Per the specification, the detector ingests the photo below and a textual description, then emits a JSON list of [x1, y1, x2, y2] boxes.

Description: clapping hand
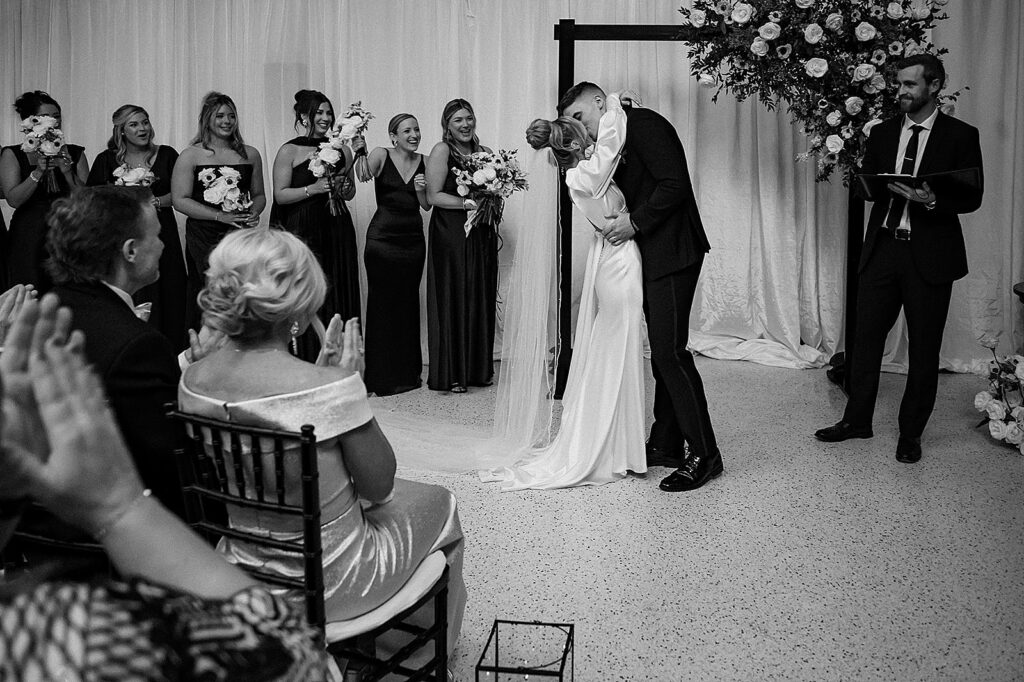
[[316, 315, 364, 376], [0, 284, 38, 345], [185, 325, 227, 364]]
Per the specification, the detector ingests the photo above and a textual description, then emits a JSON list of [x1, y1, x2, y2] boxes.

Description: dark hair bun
[[14, 90, 59, 119]]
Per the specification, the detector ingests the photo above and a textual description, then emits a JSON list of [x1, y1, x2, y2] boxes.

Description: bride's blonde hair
[[525, 117, 588, 168]]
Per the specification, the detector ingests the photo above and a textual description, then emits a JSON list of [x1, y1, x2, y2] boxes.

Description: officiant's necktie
[[885, 124, 924, 234]]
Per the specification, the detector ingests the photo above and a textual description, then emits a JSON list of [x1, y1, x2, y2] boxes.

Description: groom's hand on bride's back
[[602, 212, 637, 246]]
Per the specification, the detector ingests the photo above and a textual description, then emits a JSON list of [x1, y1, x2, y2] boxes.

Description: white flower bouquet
[[305, 102, 373, 216], [20, 114, 66, 191], [113, 163, 156, 187], [335, 101, 374, 142], [679, 0, 963, 183], [973, 335, 1024, 455], [198, 166, 252, 215], [453, 149, 529, 235]]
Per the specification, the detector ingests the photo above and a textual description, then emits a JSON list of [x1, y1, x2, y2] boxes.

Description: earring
[[290, 321, 300, 337]]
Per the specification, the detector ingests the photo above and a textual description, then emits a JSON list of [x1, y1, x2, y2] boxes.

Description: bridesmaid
[[87, 105, 190, 349], [353, 113, 429, 395], [171, 92, 265, 314], [425, 99, 497, 393], [0, 91, 89, 291], [270, 89, 360, 361]]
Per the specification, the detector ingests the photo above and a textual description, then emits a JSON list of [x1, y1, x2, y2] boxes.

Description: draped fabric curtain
[[2, 0, 1020, 370]]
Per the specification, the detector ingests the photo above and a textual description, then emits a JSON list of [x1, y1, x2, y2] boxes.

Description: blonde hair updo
[[525, 116, 588, 168], [199, 227, 327, 341]]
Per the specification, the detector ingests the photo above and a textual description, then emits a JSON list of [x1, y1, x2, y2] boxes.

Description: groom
[[558, 82, 722, 492]]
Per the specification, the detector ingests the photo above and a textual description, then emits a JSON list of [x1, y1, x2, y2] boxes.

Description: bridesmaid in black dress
[[425, 99, 498, 393], [171, 92, 265, 323], [87, 104, 190, 349], [353, 113, 429, 395], [270, 89, 360, 361], [0, 91, 89, 291]]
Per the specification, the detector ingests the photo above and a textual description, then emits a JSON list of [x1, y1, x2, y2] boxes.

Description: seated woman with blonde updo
[[177, 227, 466, 648]]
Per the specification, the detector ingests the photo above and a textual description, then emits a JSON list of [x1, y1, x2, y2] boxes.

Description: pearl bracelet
[[304, 185, 310, 198], [94, 488, 152, 540]]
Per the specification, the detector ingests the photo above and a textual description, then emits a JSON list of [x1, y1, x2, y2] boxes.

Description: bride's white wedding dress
[[481, 93, 647, 490]]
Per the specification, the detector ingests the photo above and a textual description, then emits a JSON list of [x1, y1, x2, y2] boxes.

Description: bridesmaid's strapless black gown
[[426, 162, 498, 391], [364, 153, 426, 395], [269, 137, 360, 361]]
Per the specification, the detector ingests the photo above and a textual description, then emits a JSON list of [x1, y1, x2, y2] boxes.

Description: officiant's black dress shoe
[[659, 449, 723, 492], [814, 421, 873, 442], [646, 441, 686, 468], [896, 435, 922, 463]]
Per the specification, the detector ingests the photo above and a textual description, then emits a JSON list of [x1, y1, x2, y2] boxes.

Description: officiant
[[815, 53, 984, 463]]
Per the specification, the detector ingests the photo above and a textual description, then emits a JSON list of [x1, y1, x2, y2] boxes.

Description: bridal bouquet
[[335, 101, 374, 142], [973, 336, 1024, 455], [453, 149, 529, 235], [20, 114, 65, 191], [680, 0, 961, 182], [113, 164, 155, 187], [198, 166, 252, 214]]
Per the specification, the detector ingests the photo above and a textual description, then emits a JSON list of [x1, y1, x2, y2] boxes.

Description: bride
[[479, 92, 647, 490]]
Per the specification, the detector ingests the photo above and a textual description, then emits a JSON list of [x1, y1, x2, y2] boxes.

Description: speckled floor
[[371, 358, 1024, 681]]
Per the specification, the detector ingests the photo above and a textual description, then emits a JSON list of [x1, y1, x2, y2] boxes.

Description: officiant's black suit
[[614, 105, 717, 459], [844, 112, 983, 437]]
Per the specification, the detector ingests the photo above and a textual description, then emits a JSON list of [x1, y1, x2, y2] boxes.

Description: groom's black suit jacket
[[858, 112, 984, 283], [614, 106, 710, 280]]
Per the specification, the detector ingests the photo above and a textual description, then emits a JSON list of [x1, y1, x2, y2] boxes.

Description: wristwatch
[[924, 199, 937, 210]]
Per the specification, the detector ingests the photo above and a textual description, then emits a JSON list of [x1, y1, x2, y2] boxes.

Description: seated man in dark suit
[[11, 186, 185, 564]]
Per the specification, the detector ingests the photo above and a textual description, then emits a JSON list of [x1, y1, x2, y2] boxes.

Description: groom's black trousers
[[642, 255, 718, 457]]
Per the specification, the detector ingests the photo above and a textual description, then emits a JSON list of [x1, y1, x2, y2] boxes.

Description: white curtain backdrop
[[1, 0, 1020, 371]]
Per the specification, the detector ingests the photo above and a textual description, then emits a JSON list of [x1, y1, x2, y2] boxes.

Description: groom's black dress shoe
[[659, 449, 723, 492], [646, 442, 686, 468], [896, 435, 922, 463], [814, 421, 873, 442]]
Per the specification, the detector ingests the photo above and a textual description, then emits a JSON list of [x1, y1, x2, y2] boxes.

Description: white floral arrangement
[[679, 0, 961, 183], [453, 149, 529, 234], [20, 114, 66, 191], [113, 164, 155, 187], [335, 100, 374, 142], [198, 166, 252, 214], [973, 335, 1024, 455]]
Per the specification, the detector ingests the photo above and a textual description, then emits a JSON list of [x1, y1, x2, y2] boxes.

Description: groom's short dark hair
[[557, 81, 605, 115]]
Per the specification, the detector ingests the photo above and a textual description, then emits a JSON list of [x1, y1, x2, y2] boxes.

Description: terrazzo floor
[[370, 358, 1023, 682]]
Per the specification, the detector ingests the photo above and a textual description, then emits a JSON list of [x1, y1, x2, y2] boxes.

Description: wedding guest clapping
[[87, 104, 190, 349], [425, 99, 497, 393], [171, 92, 265, 312], [0, 294, 329, 680], [179, 227, 466, 657], [270, 89, 360, 361], [354, 113, 429, 395], [0, 91, 89, 291]]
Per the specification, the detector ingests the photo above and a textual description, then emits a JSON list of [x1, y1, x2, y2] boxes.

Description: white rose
[[472, 169, 489, 185], [886, 2, 904, 19], [204, 184, 228, 205], [804, 57, 829, 78], [310, 158, 326, 178], [125, 168, 146, 185], [870, 74, 886, 90], [1005, 422, 1024, 445], [344, 115, 363, 129], [39, 140, 61, 156], [940, 102, 956, 116], [1011, 406, 1024, 422], [975, 391, 994, 411], [804, 23, 823, 44], [689, 9, 707, 27], [750, 37, 769, 56], [825, 13, 843, 31], [911, 6, 931, 19], [319, 147, 342, 166], [758, 22, 781, 40], [731, 2, 753, 24], [826, 111, 842, 126], [456, 183, 470, 197], [795, 0, 814, 8], [986, 400, 1008, 421], [852, 63, 877, 82], [989, 419, 1009, 441], [112, 164, 127, 178], [854, 21, 877, 41], [218, 166, 241, 181], [904, 41, 924, 56], [862, 118, 882, 136], [845, 96, 865, 114], [482, 166, 497, 181], [824, 134, 844, 153]]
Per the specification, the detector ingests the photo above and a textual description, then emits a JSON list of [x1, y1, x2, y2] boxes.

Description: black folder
[[857, 167, 981, 202]]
